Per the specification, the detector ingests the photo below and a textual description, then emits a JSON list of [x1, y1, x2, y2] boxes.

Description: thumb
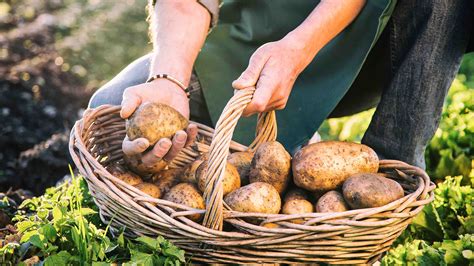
[[120, 91, 141, 119], [232, 50, 269, 90]]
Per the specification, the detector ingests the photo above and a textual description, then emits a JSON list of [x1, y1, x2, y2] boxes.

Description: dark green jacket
[[194, 0, 396, 150]]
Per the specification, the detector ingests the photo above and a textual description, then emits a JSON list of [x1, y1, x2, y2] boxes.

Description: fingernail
[[159, 140, 169, 148], [177, 133, 186, 142], [138, 140, 147, 149]]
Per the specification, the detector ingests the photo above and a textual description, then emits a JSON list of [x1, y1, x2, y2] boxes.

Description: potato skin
[[134, 182, 162, 198], [126, 102, 188, 145], [196, 161, 241, 196], [284, 188, 309, 202], [180, 156, 207, 184], [292, 141, 379, 192], [224, 182, 281, 214], [342, 173, 404, 209], [107, 166, 143, 186], [249, 141, 291, 194], [152, 168, 184, 195], [315, 191, 349, 213], [163, 183, 205, 222], [124, 153, 167, 176], [227, 151, 254, 186], [282, 199, 314, 224]]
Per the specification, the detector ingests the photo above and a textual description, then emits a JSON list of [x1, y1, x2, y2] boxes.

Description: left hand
[[232, 34, 317, 117]]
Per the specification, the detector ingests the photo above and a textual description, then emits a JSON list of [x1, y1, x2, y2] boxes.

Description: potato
[[282, 188, 313, 223], [343, 173, 404, 209], [126, 102, 188, 145], [261, 223, 280, 229], [124, 153, 167, 176], [152, 168, 184, 195], [282, 199, 314, 224], [196, 161, 241, 196], [292, 141, 379, 192], [315, 191, 349, 213], [284, 188, 309, 202], [227, 151, 254, 185], [224, 182, 281, 214], [249, 141, 291, 194], [163, 183, 205, 222], [180, 155, 207, 184], [134, 182, 162, 198], [107, 166, 143, 186]]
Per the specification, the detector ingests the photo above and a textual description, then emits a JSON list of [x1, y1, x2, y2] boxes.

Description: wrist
[[284, 28, 322, 58], [149, 52, 193, 86], [147, 78, 190, 101]]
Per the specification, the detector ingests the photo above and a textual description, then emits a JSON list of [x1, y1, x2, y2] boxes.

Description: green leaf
[[128, 250, 156, 266], [52, 206, 63, 221], [16, 220, 36, 233], [28, 234, 44, 250], [79, 207, 97, 216], [117, 232, 125, 247], [44, 251, 71, 266], [136, 236, 159, 251], [40, 224, 57, 242]]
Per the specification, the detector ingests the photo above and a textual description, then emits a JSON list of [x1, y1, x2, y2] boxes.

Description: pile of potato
[[112, 103, 405, 225]]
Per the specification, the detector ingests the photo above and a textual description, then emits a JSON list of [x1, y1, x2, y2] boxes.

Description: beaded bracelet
[[146, 74, 191, 98]]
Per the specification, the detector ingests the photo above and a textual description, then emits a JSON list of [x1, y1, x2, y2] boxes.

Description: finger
[[185, 124, 198, 147], [122, 137, 149, 156], [268, 99, 287, 111], [232, 50, 270, 90], [141, 138, 172, 166], [163, 130, 187, 161], [120, 90, 141, 119], [242, 67, 277, 117]]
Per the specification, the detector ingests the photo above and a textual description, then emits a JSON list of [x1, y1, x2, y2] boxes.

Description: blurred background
[[0, 0, 472, 195], [0, 0, 151, 194]]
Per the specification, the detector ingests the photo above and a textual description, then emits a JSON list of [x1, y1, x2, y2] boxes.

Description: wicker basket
[[69, 88, 435, 264]]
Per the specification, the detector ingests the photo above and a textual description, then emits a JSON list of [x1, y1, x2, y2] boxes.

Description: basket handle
[[201, 87, 277, 230]]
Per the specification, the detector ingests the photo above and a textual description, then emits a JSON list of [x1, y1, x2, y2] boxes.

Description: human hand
[[232, 33, 318, 117], [120, 79, 198, 166]]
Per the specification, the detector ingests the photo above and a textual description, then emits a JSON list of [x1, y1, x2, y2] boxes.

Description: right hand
[[120, 78, 198, 166]]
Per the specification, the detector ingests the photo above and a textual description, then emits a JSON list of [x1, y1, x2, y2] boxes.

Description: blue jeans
[[89, 0, 473, 169]]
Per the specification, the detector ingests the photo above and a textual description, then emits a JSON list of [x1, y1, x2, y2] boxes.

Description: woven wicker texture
[[69, 88, 435, 264]]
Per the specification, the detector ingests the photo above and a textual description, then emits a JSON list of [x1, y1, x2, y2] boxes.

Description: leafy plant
[[381, 235, 474, 266], [399, 176, 474, 243], [0, 171, 185, 265]]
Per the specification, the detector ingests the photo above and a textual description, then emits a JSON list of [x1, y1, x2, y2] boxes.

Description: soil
[[0, 13, 91, 194]]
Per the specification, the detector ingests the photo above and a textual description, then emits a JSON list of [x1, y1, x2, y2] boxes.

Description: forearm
[[149, 0, 210, 85], [287, 0, 366, 63]]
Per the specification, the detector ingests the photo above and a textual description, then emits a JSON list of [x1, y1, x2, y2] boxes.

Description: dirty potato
[[315, 190, 350, 213], [292, 141, 379, 192], [249, 141, 291, 194], [163, 183, 205, 222], [126, 102, 188, 145], [343, 173, 404, 209], [196, 161, 241, 196], [134, 182, 162, 198], [124, 153, 167, 176], [152, 168, 184, 195], [282, 188, 314, 224], [107, 166, 143, 186], [227, 151, 254, 186], [224, 182, 281, 214]]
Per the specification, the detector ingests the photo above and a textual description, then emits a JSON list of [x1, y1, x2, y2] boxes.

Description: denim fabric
[[361, 0, 473, 169]]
